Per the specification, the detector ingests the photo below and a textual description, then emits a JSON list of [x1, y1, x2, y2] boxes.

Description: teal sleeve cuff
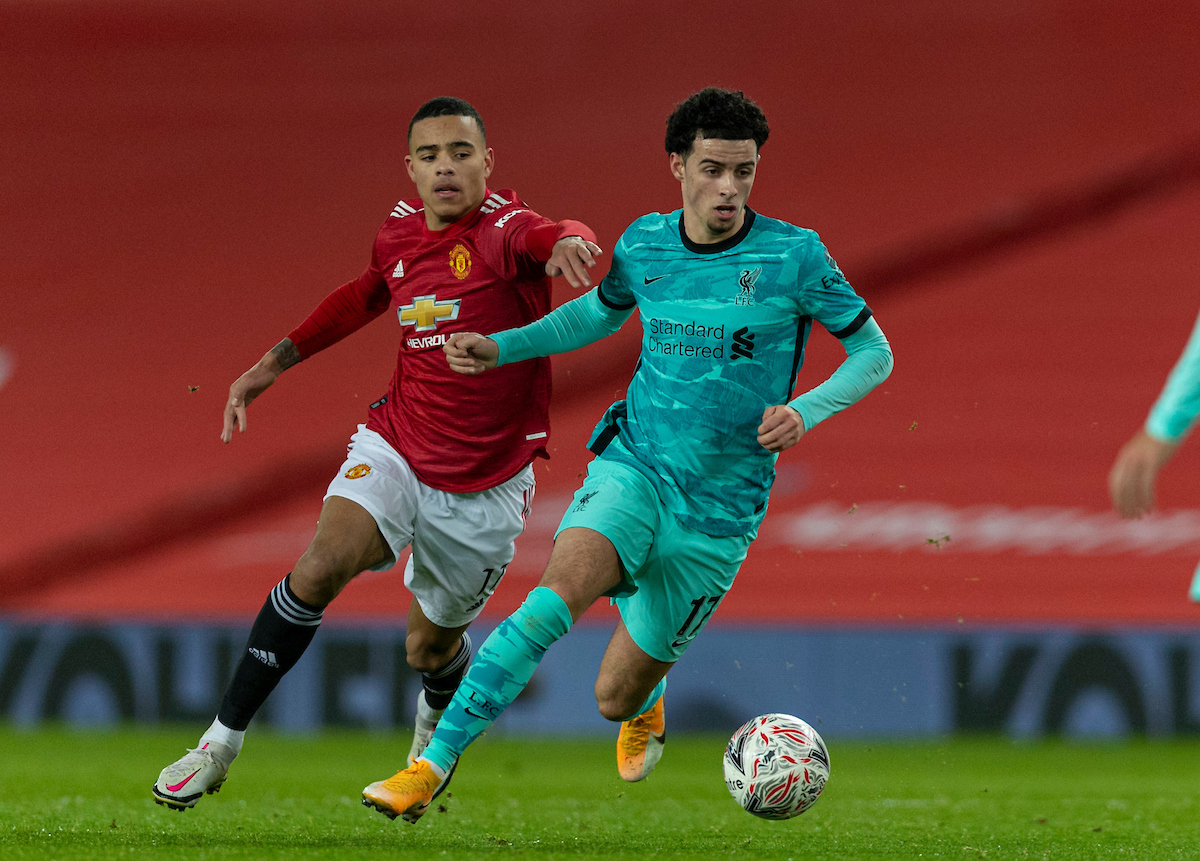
[[493, 288, 633, 366], [787, 317, 893, 431], [1146, 310, 1200, 442]]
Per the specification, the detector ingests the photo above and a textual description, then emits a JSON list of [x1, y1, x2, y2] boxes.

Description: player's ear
[[404, 154, 416, 181], [669, 152, 685, 182], [483, 147, 495, 179]]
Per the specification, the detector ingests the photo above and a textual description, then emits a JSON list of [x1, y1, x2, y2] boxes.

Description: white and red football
[[723, 713, 831, 820]]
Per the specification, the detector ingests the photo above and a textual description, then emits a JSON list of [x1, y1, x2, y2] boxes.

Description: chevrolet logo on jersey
[[398, 295, 461, 332]]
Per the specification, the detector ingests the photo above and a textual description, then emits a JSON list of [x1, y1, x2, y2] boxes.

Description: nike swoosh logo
[[670, 637, 693, 649], [464, 707, 492, 720], [166, 770, 201, 792], [644, 274, 669, 284]]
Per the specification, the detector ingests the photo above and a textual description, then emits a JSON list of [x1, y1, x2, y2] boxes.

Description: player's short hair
[[665, 88, 769, 158], [407, 97, 486, 144]]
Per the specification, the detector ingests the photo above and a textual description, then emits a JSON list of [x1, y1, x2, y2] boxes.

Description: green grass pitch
[[2, 727, 1199, 860]]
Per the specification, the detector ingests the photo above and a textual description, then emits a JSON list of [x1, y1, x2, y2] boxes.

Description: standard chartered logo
[[646, 317, 725, 359]]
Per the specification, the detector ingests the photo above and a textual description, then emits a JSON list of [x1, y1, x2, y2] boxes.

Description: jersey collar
[[678, 207, 757, 254], [421, 188, 491, 239]]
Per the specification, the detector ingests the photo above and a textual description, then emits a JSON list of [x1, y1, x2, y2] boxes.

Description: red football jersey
[[288, 189, 596, 492]]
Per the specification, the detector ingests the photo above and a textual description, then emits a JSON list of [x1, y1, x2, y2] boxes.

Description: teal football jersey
[[588, 208, 871, 537]]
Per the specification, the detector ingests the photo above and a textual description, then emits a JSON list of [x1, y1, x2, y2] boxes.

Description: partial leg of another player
[[364, 465, 534, 820], [153, 497, 387, 810], [405, 603, 472, 763], [400, 599, 472, 804]]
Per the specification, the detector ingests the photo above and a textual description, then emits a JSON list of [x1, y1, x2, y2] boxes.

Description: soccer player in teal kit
[[1110, 307, 1200, 598], [361, 87, 894, 822]]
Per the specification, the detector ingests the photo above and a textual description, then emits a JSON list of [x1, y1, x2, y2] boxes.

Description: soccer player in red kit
[[153, 97, 601, 810]]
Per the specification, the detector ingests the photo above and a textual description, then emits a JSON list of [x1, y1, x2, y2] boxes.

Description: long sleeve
[[286, 270, 392, 360], [521, 219, 598, 261], [493, 287, 632, 366], [1146, 309, 1200, 442], [787, 317, 893, 431], [475, 196, 598, 283]]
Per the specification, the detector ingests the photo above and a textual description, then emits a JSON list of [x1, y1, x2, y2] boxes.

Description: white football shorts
[[325, 425, 535, 627]]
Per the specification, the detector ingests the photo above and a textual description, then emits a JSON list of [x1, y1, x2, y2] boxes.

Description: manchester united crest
[[449, 244, 472, 280], [344, 464, 372, 479]]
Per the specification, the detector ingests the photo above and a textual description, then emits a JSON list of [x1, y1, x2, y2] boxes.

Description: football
[[723, 713, 830, 819]]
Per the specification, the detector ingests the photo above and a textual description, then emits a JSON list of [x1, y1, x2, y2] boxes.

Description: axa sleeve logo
[[820, 250, 848, 288], [731, 326, 756, 360], [397, 294, 462, 332]]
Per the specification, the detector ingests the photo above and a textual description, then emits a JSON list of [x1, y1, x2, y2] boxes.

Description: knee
[[597, 698, 632, 723], [291, 545, 360, 607], [594, 679, 640, 723]]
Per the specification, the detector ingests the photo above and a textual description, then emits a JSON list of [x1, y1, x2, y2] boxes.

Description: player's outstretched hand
[[545, 236, 603, 289], [445, 332, 500, 375], [222, 365, 277, 443], [221, 340, 300, 443], [1109, 429, 1178, 518], [221, 355, 283, 443], [758, 404, 806, 453]]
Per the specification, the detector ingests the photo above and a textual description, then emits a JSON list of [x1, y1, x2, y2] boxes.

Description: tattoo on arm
[[270, 338, 302, 372]]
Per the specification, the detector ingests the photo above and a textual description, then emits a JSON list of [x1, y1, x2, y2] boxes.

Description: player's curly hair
[[665, 87, 769, 157], [408, 97, 486, 144]]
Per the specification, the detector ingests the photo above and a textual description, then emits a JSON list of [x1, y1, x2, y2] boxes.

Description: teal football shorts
[[555, 456, 755, 662]]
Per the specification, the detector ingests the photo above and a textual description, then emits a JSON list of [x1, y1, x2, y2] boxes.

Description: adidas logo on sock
[[249, 647, 279, 668]]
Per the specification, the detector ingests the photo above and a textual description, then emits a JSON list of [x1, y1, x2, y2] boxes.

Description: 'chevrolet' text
[[407, 333, 449, 350]]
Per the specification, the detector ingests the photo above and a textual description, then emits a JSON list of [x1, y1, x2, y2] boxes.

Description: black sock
[[422, 632, 472, 711], [218, 574, 324, 731]]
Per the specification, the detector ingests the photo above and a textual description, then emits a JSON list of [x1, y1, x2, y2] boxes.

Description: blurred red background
[[3, 0, 1200, 626]]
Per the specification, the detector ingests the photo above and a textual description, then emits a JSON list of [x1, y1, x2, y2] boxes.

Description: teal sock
[[422, 587, 573, 772], [629, 677, 667, 720]]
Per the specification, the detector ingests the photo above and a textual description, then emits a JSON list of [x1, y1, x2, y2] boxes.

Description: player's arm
[[445, 287, 632, 375], [761, 239, 894, 453], [221, 338, 301, 443], [529, 220, 603, 288], [222, 268, 391, 442], [448, 229, 636, 375], [759, 316, 893, 454], [501, 208, 603, 288], [1109, 431, 1178, 519], [1109, 309, 1200, 517]]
